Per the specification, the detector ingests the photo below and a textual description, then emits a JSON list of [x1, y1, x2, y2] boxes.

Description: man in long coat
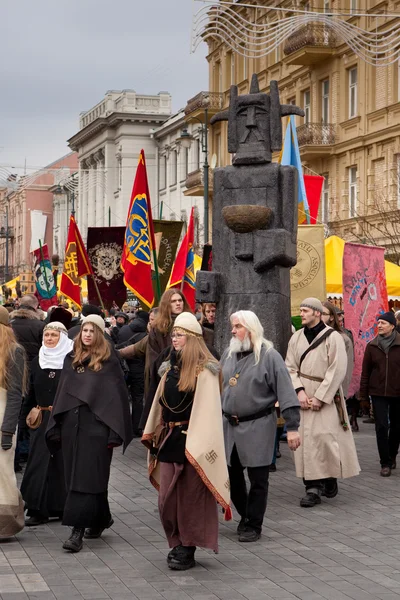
[[285, 297, 360, 508], [221, 310, 301, 542]]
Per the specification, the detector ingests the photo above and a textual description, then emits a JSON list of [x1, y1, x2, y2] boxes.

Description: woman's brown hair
[[161, 335, 218, 393], [154, 289, 191, 335], [72, 323, 110, 371], [322, 301, 342, 333], [0, 325, 28, 395]]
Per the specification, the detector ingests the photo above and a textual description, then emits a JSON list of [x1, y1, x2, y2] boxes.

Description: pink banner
[[343, 243, 388, 397]]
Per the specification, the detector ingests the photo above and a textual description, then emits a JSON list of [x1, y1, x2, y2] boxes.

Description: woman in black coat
[[21, 321, 73, 526], [46, 314, 133, 553]]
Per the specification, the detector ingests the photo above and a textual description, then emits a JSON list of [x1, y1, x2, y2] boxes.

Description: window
[[243, 55, 248, 80], [321, 79, 329, 124], [350, 0, 356, 13], [349, 67, 358, 118], [349, 166, 357, 217], [159, 155, 167, 190], [274, 29, 280, 63], [322, 174, 329, 222], [170, 150, 177, 186], [229, 52, 235, 85], [324, 0, 330, 12], [180, 148, 189, 182], [303, 89, 311, 124]]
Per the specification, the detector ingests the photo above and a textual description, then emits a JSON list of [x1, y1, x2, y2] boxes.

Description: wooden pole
[[89, 273, 105, 312]]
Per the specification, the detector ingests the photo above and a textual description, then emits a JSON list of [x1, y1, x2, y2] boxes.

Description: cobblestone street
[[1, 423, 400, 600]]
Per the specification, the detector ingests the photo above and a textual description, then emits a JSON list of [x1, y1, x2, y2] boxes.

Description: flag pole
[[89, 273, 105, 312], [38, 240, 52, 300], [152, 247, 162, 304]]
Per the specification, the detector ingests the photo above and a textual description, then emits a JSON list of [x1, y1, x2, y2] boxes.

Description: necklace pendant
[[229, 377, 238, 387]]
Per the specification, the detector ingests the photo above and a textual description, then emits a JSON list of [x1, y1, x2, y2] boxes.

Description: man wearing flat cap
[[360, 312, 400, 477], [286, 297, 360, 507]]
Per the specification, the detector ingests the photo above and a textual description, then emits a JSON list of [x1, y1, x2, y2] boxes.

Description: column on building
[[81, 159, 90, 238], [94, 149, 105, 226], [87, 155, 96, 232]]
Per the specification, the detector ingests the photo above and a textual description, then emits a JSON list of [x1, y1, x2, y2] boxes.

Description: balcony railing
[[185, 168, 214, 193], [297, 123, 336, 146], [284, 23, 337, 56], [185, 92, 223, 117]]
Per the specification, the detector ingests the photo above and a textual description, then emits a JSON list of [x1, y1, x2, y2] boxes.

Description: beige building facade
[[187, 0, 400, 262]]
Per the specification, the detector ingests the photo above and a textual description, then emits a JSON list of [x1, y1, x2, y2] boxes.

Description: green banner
[[153, 220, 183, 295]]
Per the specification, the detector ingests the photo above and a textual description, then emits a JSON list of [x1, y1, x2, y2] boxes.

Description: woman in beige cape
[[142, 312, 231, 571]]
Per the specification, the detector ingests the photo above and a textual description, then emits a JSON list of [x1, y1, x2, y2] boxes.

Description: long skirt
[[158, 460, 219, 552], [20, 411, 66, 518], [60, 405, 112, 529], [0, 390, 24, 538]]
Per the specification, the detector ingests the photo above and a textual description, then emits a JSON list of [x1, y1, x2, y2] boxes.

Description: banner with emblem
[[32, 243, 58, 311], [87, 227, 126, 310], [290, 224, 326, 316], [167, 206, 196, 309], [153, 220, 183, 295], [121, 150, 157, 309], [343, 242, 388, 397], [60, 215, 93, 309]]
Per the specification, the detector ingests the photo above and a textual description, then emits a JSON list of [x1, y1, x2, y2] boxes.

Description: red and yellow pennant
[[167, 206, 196, 310], [60, 216, 93, 308]]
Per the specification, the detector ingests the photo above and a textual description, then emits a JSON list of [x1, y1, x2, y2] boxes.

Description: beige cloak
[[142, 362, 232, 520], [285, 327, 360, 481]]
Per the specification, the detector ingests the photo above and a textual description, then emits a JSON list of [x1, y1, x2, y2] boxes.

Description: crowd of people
[[0, 290, 398, 571]]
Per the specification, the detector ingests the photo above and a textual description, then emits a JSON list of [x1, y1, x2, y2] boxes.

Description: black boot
[[62, 527, 85, 552], [236, 517, 247, 534], [84, 518, 114, 539], [300, 492, 321, 508], [167, 545, 196, 570], [25, 514, 49, 527]]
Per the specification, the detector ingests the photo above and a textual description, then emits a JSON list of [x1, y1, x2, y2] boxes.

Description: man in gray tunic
[[221, 310, 301, 542]]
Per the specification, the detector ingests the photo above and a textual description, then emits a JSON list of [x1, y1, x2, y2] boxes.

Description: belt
[[38, 406, 52, 411], [168, 420, 189, 429], [223, 406, 275, 427], [298, 372, 323, 383]]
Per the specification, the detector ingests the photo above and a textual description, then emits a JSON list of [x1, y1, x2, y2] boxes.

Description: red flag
[[167, 207, 196, 309], [304, 174, 324, 225], [121, 150, 156, 308], [60, 216, 93, 308]]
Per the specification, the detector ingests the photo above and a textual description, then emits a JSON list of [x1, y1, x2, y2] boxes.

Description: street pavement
[[1, 422, 400, 600]]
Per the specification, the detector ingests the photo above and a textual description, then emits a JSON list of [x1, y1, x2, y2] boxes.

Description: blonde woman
[[143, 312, 231, 571], [0, 306, 28, 538], [46, 314, 132, 553]]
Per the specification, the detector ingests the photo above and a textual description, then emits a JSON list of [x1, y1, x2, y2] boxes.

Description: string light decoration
[[191, 0, 400, 67], [0, 166, 107, 196]]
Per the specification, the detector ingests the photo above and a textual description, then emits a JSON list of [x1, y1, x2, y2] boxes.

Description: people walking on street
[[46, 314, 132, 553], [21, 322, 73, 526], [142, 312, 231, 571], [0, 306, 27, 538], [360, 312, 400, 477], [286, 297, 360, 508], [220, 310, 301, 542]]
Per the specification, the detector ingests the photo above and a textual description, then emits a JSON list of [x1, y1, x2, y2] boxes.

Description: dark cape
[[20, 357, 66, 517], [46, 351, 133, 452]]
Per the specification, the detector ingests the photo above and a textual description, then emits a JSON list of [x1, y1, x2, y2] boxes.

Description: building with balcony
[[0, 152, 78, 284], [153, 111, 204, 243], [201, 0, 400, 261], [67, 90, 172, 241]]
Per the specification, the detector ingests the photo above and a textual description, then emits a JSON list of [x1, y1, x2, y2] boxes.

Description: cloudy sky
[[0, 0, 208, 172]]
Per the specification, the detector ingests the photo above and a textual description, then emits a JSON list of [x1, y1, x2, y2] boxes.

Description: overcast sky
[[0, 0, 207, 172]]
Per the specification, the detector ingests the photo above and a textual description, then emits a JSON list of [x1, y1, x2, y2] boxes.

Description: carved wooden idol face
[[233, 94, 271, 165]]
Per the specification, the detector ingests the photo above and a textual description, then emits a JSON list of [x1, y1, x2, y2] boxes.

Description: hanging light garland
[[191, 0, 400, 67]]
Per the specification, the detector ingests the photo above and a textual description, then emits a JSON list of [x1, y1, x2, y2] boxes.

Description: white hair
[[229, 310, 273, 364]]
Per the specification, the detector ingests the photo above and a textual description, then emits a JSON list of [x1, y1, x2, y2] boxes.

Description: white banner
[[30, 210, 47, 253]]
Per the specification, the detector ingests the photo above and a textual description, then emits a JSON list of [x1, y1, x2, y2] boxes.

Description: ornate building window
[[303, 89, 311, 123], [321, 173, 329, 222], [349, 67, 358, 118], [349, 166, 358, 218]]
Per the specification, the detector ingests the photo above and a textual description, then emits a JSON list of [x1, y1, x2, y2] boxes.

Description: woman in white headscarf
[[20, 322, 73, 526]]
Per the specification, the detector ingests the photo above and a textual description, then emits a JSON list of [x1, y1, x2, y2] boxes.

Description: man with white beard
[[220, 311, 301, 542]]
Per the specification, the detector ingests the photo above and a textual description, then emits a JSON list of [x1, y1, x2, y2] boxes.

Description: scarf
[[39, 332, 73, 370], [378, 330, 396, 354], [142, 361, 232, 520]]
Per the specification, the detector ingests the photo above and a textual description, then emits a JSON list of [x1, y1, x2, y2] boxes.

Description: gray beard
[[229, 336, 252, 354]]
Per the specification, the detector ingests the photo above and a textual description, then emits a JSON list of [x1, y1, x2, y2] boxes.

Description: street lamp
[[176, 109, 210, 243]]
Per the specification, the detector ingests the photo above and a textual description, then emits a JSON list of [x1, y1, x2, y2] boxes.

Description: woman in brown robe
[[142, 312, 231, 571]]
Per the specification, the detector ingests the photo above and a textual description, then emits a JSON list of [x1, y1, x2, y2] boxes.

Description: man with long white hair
[[221, 310, 301, 542]]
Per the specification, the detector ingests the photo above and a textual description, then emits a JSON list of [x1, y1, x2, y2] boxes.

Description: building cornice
[[68, 112, 171, 150]]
